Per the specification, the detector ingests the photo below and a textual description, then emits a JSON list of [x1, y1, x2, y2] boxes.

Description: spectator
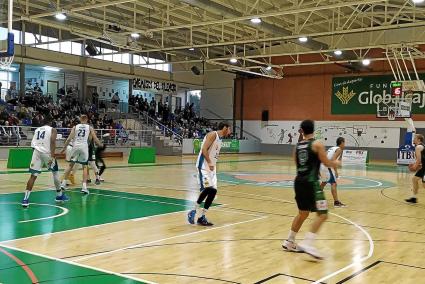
[[33, 83, 43, 95], [111, 93, 120, 104]]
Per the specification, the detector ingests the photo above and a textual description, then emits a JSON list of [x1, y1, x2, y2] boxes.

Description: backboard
[[0, 0, 14, 69], [377, 97, 412, 120]]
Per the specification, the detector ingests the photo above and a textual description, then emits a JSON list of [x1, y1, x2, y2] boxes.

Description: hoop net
[[388, 107, 396, 121], [0, 55, 14, 70]]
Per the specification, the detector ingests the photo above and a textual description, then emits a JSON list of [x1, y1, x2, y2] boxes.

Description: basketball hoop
[[0, 0, 14, 70], [388, 107, 396, 121], [0, 55, 14, 70]]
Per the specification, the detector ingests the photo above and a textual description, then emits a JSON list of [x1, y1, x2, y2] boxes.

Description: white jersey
[[31, 126, 53, 154], [73, 124, 90, 147], [196, 131, 222, 169], [327, 146, 340, 160], [321, 146, 340, 171]]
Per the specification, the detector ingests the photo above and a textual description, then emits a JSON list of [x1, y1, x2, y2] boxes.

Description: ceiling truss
[[1, 0, 424, 78]]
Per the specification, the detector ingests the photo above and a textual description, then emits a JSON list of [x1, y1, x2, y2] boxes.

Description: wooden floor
[[1, 154, 425, 284]]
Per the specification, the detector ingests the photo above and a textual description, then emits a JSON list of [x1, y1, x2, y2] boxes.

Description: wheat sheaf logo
[[335, 87, 356, 104]]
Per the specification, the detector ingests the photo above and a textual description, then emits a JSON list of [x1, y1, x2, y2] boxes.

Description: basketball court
[[0, 155, 424, 283]]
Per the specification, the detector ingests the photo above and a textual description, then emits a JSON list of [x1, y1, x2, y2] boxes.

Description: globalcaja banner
[[331, 74, 425, 115], [193, 139, 239, 154]]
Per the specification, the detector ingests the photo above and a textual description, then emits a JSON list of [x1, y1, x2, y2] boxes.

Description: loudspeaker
[[191, 66, 201, 75], [261, 110, 269, 121], [85, 42, 100, 56]]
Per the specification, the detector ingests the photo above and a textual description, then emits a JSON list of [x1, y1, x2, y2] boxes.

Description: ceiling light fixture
[[250, 18, 262, 24], [298, 37, 308, 43], [55, 12, 67, 20], [362, 59, 371, 66], [43, 66, 61, 72]]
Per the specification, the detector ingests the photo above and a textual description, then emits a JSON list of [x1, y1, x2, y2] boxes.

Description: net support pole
[[8, 0, 13, 33], [386, 50, 399, 81], [408, 49, 420, 81], [400, 49, 412, 81], [394, 50, 406, 81]]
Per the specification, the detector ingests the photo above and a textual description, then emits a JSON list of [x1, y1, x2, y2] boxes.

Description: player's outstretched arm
[[201, 132, 216, 171], [90, 127, 103, 147], [50, 128, 57, 159], [332, 148, 343, 176], [413, 145, 423, 170], [62, 127, 75, 152]]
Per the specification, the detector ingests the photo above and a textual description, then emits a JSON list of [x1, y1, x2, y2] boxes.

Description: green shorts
[[294, 177, 328, 214]]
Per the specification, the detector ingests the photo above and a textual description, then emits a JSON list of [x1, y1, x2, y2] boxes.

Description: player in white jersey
[[60, 114, 103, 194], [64, 142, 77, 185], [320, 137, 346, 207], [187, 122, 231, 226], [22, 117, 69, 208]]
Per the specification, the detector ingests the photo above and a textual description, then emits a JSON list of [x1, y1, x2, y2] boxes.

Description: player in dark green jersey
[[283, 120, 340, 259]]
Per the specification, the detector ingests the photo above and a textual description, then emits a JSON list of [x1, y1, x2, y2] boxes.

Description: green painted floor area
[[0, 246, 143, 284], [0, 189, 218, 283], [0, 189, 194, 242]]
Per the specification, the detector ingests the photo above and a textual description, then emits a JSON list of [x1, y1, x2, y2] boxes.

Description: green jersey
[[295, 138, 320, 182]]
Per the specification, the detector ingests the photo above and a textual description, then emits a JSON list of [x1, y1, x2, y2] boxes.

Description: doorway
[[47, 80, 59, 102]]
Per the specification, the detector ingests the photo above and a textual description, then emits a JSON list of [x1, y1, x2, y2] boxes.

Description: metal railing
[[127, 105, 183, 145], [200, 108, 262, 142], [0, 126, 153, 148], [0, 126, 23, 146]]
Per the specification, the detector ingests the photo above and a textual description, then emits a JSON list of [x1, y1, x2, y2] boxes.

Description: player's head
[[80, 114, 88, 123], [414, 134, 424, 145], [218, 121, 232, 137], [300, 120, 314, 136], [43, 115, 53, 126], [336, 137, 345, 148]]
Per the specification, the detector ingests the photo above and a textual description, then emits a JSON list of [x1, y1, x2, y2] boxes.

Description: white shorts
[[69, 145, 89, 165], [198, 168, 217, 189], [29, 149, 58, 176], [320, 165, 337, 184], [65, 145, 73, 162]]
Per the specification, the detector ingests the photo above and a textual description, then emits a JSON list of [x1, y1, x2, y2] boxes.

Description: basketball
[[408, 163, 417, 172]]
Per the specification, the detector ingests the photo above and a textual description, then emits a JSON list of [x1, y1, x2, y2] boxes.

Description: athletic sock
[[287, 230, 297, 242], [24, 190, 31, 200], [82, 182, 87, 189], [201, 208, 207, 217], [56, 190, 63, 197], [304, 232, 317, 246]]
